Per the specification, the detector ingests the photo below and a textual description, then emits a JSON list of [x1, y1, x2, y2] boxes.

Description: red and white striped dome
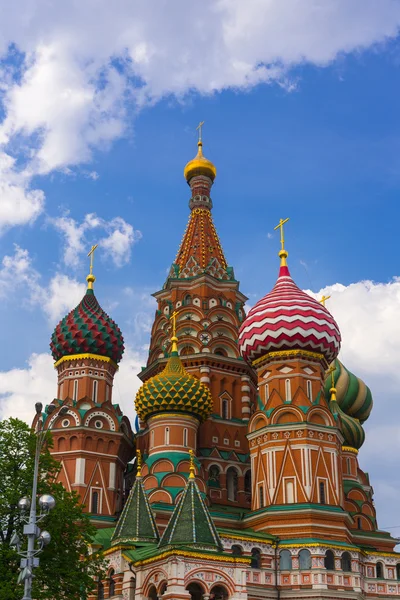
[[239, 264, 341, 364]]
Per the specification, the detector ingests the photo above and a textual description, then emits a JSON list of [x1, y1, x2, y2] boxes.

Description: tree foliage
[[0, 417, 104, 600]]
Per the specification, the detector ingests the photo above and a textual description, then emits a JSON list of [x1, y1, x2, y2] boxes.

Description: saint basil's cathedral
[[34, 132, 400, 600]]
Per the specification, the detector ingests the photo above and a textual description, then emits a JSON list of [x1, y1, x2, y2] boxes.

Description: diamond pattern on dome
[[50, 289, 124, 364], [135, 352, 213, 422]]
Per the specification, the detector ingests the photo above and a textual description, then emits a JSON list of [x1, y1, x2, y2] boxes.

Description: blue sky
[[0, 1, 400, 536]]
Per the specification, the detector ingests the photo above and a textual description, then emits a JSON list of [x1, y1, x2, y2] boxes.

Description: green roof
[[159, 478, 222, 551], [111, 476, 159, 546]]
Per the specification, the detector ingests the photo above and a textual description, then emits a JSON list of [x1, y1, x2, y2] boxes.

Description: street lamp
[[10, 402, 68, 599]]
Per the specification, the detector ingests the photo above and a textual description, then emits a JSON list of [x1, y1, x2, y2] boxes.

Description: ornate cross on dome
[[86, 244, 98, 290], [274, 218, 289, 252], [326, 363, 337, 402], [196, 120, 205, 143], [170, 310, 179, 353], [320, 294, 331, 307]]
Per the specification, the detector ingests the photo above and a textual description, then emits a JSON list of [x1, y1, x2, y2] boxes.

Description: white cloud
[[50, 212, 142, 268], [0, 244, 85, 321], [0, 1, 399, 232]]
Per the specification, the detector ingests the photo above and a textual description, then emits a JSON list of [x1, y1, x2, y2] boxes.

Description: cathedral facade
[[35, 135, 400, 599]]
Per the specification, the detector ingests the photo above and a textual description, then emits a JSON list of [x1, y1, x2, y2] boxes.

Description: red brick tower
[[33, 249, 134, 526], [137, 129, 257, 514]]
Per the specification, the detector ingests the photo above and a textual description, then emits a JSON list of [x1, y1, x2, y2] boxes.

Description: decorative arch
[[250, 413, 268, 432], [148, 489, 173, 504], [142, 568, 169, 597], [84, 410, 116, 431], [48, 408, 80, 429], [307, 407, 333, 426], [185, 567, 235, 596], [272, 406, 304, 425]]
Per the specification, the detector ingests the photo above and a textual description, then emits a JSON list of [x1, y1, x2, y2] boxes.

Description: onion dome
[[328, 385, 366, 450], [324, 360, 373, 423], [184, 140, 217, 183], [50, 288, 124, 364], [135, 339, 213, 422], [238, 224, 341, 364]]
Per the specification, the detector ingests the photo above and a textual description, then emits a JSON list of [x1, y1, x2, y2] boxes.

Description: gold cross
[[87, 244, 98, 275], [196, 121, 205, 143], [320, 294, 331, 307], [326, 364, 336, 389], [274, 218, 289, 251], [170, 310, 179, 338]]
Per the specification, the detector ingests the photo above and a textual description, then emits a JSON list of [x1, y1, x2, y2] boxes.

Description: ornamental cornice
[[252, 349, 325, 369], [133, 549, 250, 567], [54, 352, 119, 370]]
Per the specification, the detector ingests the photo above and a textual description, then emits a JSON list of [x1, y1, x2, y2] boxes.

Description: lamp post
[[10, 402, 68, 599]]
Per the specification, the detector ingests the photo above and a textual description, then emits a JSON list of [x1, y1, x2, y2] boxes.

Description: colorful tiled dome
[[325, 360, 373, 424], [239, 263, 341, 364], [135, 348, 213, 422], [50, 288, 124, 364]]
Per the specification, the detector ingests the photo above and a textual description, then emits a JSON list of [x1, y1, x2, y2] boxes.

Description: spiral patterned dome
[[239, 263, 341, 364], [50, 289, 124, 364], [135, 349, 213, 422]]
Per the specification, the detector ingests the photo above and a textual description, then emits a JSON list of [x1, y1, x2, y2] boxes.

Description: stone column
[[241, 375, 251, 421]]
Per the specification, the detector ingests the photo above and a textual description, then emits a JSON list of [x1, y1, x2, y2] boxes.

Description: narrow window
[[258, 485, 264, 508], [227, 467, 238, 501], [347, 457, 351, 474], [109, 569, 115, 596], [324, 550, 335, 570], [73, 379, 78, 400], [357, 517, 362, 529], [376, 562, 384, 579], [150, 430, 155, 447], [183, 428, 188, 447], [91, 490, 99, 514], [299, 549, 311, 570], [105, 384, 110, 402], [396, 564, 400, 580], [265, 384, 269, 402], [306, 380, 312, 400], [341, 552, 352, 572], [251, 548, 261, 569], [319, 481, 326, 504], [285, 379, 291, 401], [232, 544, 243, 556], [222, 399, 229, 420], [280, 550, 292, 571], [165, 427, 170, 445], [93, 380, 98, 402], [285, 480, 295, 504]]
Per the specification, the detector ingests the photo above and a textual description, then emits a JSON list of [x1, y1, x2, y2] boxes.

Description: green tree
[[0, 417, 104, 600]]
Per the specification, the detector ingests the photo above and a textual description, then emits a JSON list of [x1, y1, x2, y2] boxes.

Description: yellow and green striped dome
[[325, 359, 373, 450], [135, 350, 213, 422]]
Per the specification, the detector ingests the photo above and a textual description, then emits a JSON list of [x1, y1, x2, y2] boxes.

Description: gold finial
[[136, 449, 142, 478], [196, 120, 205, 144], [326, 364, 337, 402], [170, 310, 179, 353], [274, 218, 289, 266], [86, 244, 98, 289], [320, 294, 331, 307], [189, 449, 196, 479]]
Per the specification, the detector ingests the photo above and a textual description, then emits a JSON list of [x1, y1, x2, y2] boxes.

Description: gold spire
[[184, 122, 217, 182], [320, 294, 331, 307], [170, 310, 179, 353], [274, 218, 289, 267], [326, 364, 337, 402], [86, 244, 98, 290], [189, 449, 196, 479], [136, 449, 142, 478]]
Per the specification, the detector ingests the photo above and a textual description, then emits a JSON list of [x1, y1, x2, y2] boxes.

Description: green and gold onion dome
[[135, 338, 213, 422], [325, 359, 373, 450]]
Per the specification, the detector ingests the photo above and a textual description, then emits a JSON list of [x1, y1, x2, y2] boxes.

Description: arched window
[[280, 549, 292, 571], [186, 582, 204, 600], [148, 585, 158, 600], [215, 348, 227, 357], [159, 582, 167, 596], [91, 490, 99, 514], [324, 550, 335, 570], [285, 480, 295, 503], [299, 549, 311, 570], [183, 428, 188, 447], [181, 345, 195, 356], [285, 379, 291, 401], [109, 569, 115, 596], [232, 544, 243, 556], [73, 379, 79, 400], [265, 384, 269, 402], [319, 481, 326, 504], [357, 517, 362, 529], [221, 399, 229, 420], [346, 457, 351, 474], [226, 467, 238, 501], [184, 294, 192, 306], [93, 380, 98, 402], [376, 561, 384, 579], [396, 564, 400, 580], [341, 552, 352, 572], [208, 465, 220, 487], [150, 429, 155, 447], [244, 470, 251, 501], [306, 380, 312, 400], [251, 548, 261, 569], [165, 427, 170, 445], [210, 585, 229, 600], [97, 581, 104, 600]]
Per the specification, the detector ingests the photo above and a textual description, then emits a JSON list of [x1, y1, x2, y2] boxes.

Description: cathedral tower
[[33, 249, 134, 525], [138, 128, 257, 513]]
